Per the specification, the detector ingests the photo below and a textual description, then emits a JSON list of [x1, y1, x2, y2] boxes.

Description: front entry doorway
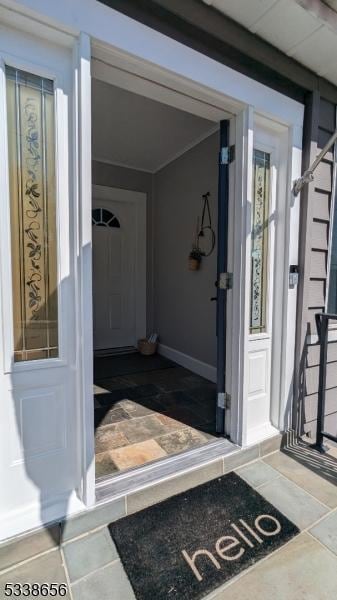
[[91, 72, 233, 480]]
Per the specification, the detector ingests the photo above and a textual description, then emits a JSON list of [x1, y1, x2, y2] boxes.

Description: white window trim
[[0, 53, 70, 375]]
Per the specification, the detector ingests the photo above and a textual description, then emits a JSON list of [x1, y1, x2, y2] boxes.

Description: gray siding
[[295, 94, 337, 440]]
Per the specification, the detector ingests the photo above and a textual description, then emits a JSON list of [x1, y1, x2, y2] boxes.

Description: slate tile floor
[[94, 353, 218, 478]]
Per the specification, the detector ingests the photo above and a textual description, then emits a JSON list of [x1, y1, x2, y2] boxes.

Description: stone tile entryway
[[93, 353, 218, 478]]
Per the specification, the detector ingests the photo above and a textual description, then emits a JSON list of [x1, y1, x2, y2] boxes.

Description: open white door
[[245, 126, 282, 445], [0, 26, 86, 539]]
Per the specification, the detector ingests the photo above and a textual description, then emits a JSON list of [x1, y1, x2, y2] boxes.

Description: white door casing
[[0, 26, 85, 539], [92, 185, 146, 350]]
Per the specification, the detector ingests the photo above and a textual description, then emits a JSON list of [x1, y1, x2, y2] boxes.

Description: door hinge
[[219, 272, 233, 290], [220, 145, 235, 165], [224, 393, 231, 409]]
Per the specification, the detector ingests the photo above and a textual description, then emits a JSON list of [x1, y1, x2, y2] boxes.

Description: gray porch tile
[[0, 549, 68, 590], [126, 459, 223, 514], [63, 527, 118, 583], [207, 533, 337, 600], [223, 445, 259, 473], [71, 561, 135, 600], [258, 476, 328, 530], [236, 460, 280, 488], [310, 511, 337, 555], [61, 497, 125, 542], [259, 433, 283, 456], [263, 451, 337, 508], [0, 525, 60, 573]]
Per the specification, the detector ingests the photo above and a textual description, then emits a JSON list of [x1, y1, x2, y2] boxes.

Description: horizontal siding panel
[[304, 411, 337, 440], [319, 98, 336, 132], [308, 279, 325, 307], [307, 341, 337, 367], [306, 308, 324, 335], [317, 128, 334, 161], [303, 387, 337, 423], [311, 190, 330, 221], [311, 220, 329, 250], [305, 361, 337, 395], [310, 250, 326, 279], [314, 160, 333, 192]]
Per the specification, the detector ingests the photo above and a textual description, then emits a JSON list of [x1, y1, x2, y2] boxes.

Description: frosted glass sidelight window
[[6, 66, 58, 362], [250, 149, 271, 334]]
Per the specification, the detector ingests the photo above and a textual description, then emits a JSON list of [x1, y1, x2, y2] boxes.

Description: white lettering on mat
[[181, 514, 282, 582]]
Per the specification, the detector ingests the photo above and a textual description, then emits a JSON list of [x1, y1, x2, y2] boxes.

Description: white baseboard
[[158, 343, 216, 383]]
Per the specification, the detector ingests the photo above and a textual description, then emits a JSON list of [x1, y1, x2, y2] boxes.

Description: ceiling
[[92, 79, 216, 173], [202, 0, 337, 87]]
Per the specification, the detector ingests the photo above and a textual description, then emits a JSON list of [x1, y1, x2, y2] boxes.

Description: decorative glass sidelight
[[6, 66, 58, 361], [250, 149, 271, 334]]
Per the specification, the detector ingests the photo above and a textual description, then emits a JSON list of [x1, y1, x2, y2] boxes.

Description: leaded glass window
[[250, 149, 271, 334], [6, 66, 58, 361]]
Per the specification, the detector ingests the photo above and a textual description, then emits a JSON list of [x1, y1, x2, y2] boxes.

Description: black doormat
[[109, 472, 299, 600], [94, 353, 175, 380]]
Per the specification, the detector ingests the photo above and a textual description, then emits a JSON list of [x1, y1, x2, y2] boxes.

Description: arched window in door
[[92, 208, 120, 228]]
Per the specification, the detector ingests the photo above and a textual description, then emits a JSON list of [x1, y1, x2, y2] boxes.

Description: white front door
[[246, 128, 279, 444], [0, 27, 82, 538], [92, 186, 147, 351]]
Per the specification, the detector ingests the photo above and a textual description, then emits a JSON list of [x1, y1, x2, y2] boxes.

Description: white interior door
[[246, 129, 279, 445], [92, 187, 147, 350], [0, 27, 82, 538]]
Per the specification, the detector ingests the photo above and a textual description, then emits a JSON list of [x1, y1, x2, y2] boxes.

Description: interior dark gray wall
[[153, 132, 219, 367]]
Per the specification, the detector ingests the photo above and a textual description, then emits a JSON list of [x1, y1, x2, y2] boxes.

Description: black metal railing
[[315, 312, 337, 452]]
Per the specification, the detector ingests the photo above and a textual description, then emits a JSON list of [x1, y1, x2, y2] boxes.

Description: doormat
[[94, 353, 175, 380], [109, 472, 299, 600]]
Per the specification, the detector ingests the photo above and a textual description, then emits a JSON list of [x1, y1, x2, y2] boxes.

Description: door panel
[[246, 132, 278, 444], [92, 199, 137, 349], [0, 28, 80, 538]]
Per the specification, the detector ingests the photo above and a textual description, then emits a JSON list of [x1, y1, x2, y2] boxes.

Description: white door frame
[[92, 185, 147, 347], [0, 0, 303, 525]]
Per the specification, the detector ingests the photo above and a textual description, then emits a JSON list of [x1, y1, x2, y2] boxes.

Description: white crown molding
[[154, 125, 219, 173], [92, 156, 154, 174]]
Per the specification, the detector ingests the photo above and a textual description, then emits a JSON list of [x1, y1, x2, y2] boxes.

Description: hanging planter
[[188, 192, 216, 272], [188, 246, 202, 271]]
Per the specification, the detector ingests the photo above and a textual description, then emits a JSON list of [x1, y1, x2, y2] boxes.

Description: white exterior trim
[[75, 32, 95, 508]]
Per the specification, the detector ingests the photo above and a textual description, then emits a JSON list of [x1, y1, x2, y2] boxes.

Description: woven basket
[[138, 338, 158, 356]]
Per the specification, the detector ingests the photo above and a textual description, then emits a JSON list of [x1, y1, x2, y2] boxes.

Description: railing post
[[315, 314, 329, 452]]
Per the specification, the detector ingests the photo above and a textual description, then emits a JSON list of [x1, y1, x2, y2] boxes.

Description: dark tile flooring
[[94, 353, 218, 478]]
